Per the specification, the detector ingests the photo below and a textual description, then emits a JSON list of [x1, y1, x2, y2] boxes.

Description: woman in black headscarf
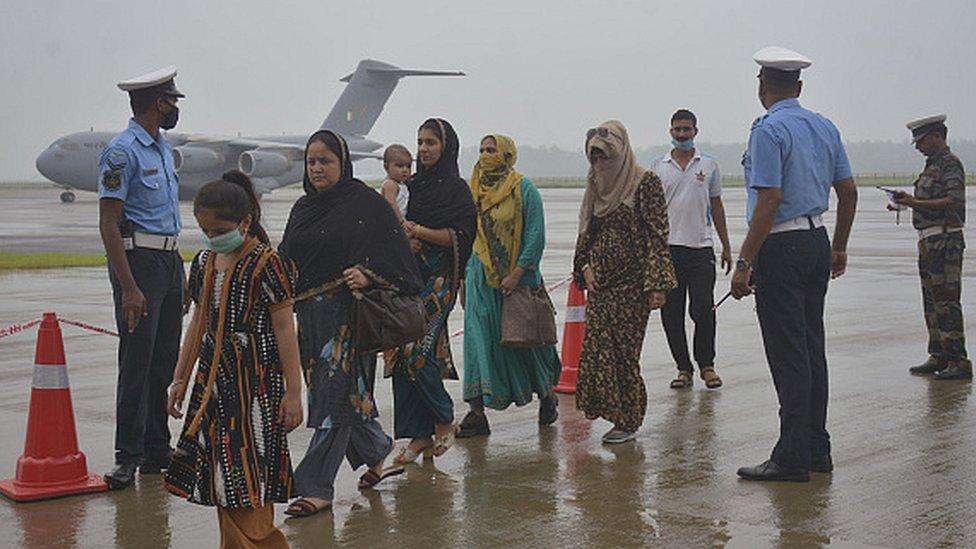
[[278, 130, 422, 517], [390, 118, 476, 464]]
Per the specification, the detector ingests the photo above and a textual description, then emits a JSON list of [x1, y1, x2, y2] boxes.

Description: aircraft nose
[[36, 147, 58, 181]]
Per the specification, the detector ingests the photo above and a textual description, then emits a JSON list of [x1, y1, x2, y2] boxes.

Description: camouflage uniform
[[913, 148, 968, 367]]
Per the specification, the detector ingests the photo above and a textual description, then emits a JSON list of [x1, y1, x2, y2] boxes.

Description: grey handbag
[[500, 283, 558, 348]]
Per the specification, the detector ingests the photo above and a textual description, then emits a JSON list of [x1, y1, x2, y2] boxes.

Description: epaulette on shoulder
[[944, 150, 963, 165], [750, 115, 767, 130], [109, 129, 137, 149]]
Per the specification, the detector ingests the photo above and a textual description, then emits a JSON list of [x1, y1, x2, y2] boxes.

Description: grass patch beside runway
[[0, 250, 197, 270]]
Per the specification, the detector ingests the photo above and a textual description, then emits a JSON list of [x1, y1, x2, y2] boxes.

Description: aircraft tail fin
[[320, 59, 464, 137]]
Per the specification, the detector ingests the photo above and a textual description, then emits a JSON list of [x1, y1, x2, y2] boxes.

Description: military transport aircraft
[[35, 59, 464, 202]]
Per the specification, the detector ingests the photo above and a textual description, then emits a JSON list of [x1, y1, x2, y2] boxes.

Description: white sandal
[[391, 443, 432, 465], [432, 424, 459, 457]]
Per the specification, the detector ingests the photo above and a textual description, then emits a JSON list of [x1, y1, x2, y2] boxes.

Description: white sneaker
[[601, 428, 636, 444]]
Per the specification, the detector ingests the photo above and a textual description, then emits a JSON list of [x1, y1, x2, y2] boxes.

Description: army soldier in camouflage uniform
[[895, 115, 970, 380]]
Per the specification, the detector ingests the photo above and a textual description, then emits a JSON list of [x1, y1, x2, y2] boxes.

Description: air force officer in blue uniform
[[98, 66, 185, 489], [732, 48, 858, 482]]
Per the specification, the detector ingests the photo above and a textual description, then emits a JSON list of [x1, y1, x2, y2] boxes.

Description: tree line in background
[[457, 139, 976, 181]]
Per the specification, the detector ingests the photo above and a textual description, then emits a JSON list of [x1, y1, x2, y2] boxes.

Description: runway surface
[[0, 185, 973, 548]]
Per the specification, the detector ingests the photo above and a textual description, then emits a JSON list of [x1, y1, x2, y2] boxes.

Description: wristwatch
[[735, 258, 751, 272]]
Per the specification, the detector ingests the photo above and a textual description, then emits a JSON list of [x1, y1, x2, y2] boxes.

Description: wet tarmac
[[0, 185, 974, 548]]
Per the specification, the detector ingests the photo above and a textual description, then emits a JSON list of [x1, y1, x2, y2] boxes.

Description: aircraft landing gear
[[60, 191, 76, 203]]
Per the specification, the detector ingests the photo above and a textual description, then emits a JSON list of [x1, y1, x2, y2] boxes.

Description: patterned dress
[[390, 238, 462, 439], [463, 178, 562, 409], [165, 242, 296, 508], [572, 172, 676, 432], [297, 286, 381, 427]]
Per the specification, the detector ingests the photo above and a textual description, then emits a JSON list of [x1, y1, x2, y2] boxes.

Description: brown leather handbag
[[501, 283, 557, 348], [352, 288, 426, 352]]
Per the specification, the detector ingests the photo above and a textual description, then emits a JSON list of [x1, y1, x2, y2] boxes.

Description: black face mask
[[160, 103, 179, 130]]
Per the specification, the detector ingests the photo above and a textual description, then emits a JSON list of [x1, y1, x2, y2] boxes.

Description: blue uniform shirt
[[98, 119, 181, 235], [743, 98, 852, 224]]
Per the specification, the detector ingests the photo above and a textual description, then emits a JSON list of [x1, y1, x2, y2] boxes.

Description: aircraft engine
[[173, 146, 223, 173], [239, 150, 290, 178]]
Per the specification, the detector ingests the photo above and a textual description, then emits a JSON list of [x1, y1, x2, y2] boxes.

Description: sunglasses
[[586, 127, 611, 141]]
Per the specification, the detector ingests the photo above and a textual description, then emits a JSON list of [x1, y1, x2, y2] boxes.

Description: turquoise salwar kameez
[[462, 178, 562, 410]]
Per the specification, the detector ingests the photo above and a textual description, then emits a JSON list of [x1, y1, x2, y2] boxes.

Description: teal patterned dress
[[462, 178, 562, 409]]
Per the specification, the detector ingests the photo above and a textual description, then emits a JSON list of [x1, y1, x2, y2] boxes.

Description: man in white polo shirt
[[651, 109, 732, 390]]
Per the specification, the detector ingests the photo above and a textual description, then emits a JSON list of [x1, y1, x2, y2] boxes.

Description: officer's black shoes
[[810, 455, 834, 473], [737, 460, 810, 482], [139, 451, 173, 474], [104, 463, 137, 490], [933, 364, 973, 381], [538, 393, 559, 426], [456, 411, 490, 438], [909, 357, 945, 375]]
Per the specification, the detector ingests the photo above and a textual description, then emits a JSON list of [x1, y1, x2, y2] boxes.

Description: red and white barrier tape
[[3, 276, 578, 343], [449, 274, 574, 339], [0, 319, 42, 340], [59, 318, 119, 338], [0, 317, 119, 340]]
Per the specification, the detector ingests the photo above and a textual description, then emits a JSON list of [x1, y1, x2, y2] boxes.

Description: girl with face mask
[[456, 134, 562, 438], [164, 170, 303, 547]]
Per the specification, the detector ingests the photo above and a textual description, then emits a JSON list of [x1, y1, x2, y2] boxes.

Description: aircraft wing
[[183, 136, 381, 158], [349, 151, 383, 161], [182, 135, 303, 155], [220, 139, 381, 160]]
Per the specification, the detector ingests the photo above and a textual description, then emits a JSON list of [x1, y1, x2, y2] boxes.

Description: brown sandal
[[284, 497, 332, 517], [358, 465, 405, 489], [701, 368, 723, 389], [670, 371, 693, 389]]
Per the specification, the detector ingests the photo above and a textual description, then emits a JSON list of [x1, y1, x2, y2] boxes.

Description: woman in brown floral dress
[[572, 120, 676, 444]]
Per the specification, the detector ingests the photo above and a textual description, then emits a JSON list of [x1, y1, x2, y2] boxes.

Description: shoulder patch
[[103, 168, 122, 190], [106, 147, 128, 168]]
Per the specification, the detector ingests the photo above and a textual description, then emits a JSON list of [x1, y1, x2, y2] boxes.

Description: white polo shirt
[[651, 150, 722, 249]]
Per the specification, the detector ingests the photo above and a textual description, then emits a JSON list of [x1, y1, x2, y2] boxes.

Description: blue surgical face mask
[[203, 224, 245, 253], [671, 138, 695, 151]]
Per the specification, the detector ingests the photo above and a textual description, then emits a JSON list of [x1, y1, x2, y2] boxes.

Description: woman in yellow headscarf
[[457, 134, 562, 438]]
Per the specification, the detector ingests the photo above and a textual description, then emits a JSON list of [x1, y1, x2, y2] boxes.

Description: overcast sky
[[2, 0, 973, 180]]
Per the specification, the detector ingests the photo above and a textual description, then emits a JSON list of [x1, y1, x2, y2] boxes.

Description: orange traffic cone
[[0, 312, 108, 501], [554, 281, 586, 394]]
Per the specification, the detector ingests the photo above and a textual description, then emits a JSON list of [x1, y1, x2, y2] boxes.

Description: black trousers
[[108, 248, 184, 465], [754, 227, 831, 470], [661, 245, 716, 372]]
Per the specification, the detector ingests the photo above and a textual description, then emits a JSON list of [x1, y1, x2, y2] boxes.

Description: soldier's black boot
[[934, 360, 973, 381], [139, 449, 173, 474], [104, 463, 137, 490], [909, 356, 944, 375]]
